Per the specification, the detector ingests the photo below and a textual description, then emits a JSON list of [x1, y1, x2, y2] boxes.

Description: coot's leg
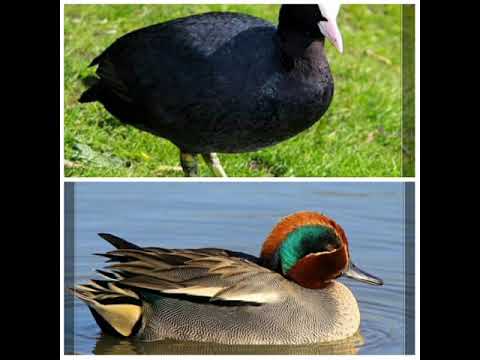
[[202, 153, 227, 177], [180, 152, 199, 177]]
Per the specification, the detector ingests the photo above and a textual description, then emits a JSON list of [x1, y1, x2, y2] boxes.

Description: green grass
[[64, 4, 403, 177], [402, 5, 415, 177]]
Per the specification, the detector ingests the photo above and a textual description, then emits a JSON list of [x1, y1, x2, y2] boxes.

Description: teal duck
[[73, 211, 383, 344]]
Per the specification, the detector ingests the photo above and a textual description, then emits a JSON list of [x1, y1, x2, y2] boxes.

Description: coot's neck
[[277, 5, 328, 73]]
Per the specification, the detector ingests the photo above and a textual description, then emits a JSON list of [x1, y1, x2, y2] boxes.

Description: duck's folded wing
[[92, 247, 290, 305]]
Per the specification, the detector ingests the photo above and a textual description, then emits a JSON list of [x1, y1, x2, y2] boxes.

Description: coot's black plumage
[[80, 3, 343, 176]]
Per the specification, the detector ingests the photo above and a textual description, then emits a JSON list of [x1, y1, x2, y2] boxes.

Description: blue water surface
[[64, 182, 411, 355]]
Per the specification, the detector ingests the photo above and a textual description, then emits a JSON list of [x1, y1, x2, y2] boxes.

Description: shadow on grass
[[97, 116, 128, 130], [249, 155, 288, 177]]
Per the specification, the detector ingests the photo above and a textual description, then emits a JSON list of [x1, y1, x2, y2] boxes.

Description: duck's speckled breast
[[137, 281, 359, 345]]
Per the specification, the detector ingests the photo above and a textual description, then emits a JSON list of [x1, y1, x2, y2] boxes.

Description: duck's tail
[[71, 233, 144, 337], [97, 233, 142, 250], [71, 275, 143, 337]]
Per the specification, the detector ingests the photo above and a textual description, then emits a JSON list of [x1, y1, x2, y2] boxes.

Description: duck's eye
[[324, 243, 337, 252], [301, 227, 341, 254]]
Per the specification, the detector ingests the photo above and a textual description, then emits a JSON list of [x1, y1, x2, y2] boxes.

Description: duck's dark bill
[[343, 261, 383, 286]]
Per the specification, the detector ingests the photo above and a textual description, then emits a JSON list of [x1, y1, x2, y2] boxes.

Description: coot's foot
[[202, 153, 228, 178], [180, 153, 199, 177]]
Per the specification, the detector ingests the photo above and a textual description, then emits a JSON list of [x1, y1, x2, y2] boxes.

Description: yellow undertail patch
[[91, 303, 142, 337]]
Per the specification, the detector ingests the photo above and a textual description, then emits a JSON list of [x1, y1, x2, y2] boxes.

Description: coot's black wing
[[81, 12, 279, 131]]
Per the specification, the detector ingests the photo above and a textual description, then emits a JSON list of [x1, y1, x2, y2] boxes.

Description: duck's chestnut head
[[260, 211, 383, 289]]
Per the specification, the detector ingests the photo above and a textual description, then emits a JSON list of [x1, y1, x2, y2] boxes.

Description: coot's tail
[[78, 78, 145, 128], [79, 83, 101, 103]]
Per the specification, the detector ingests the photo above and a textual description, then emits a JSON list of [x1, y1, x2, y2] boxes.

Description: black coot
[[80, 3, 343, 176]]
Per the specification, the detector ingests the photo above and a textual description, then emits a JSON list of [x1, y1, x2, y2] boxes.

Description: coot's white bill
[[317, 1, 343, 53]]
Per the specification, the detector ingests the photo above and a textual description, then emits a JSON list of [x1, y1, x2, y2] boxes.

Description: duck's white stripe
[[163, 286, 224, 298], [163, 286, 280, 304]]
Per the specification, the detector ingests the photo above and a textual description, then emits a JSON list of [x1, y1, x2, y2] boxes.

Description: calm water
[[64, 182, 412, 355]]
